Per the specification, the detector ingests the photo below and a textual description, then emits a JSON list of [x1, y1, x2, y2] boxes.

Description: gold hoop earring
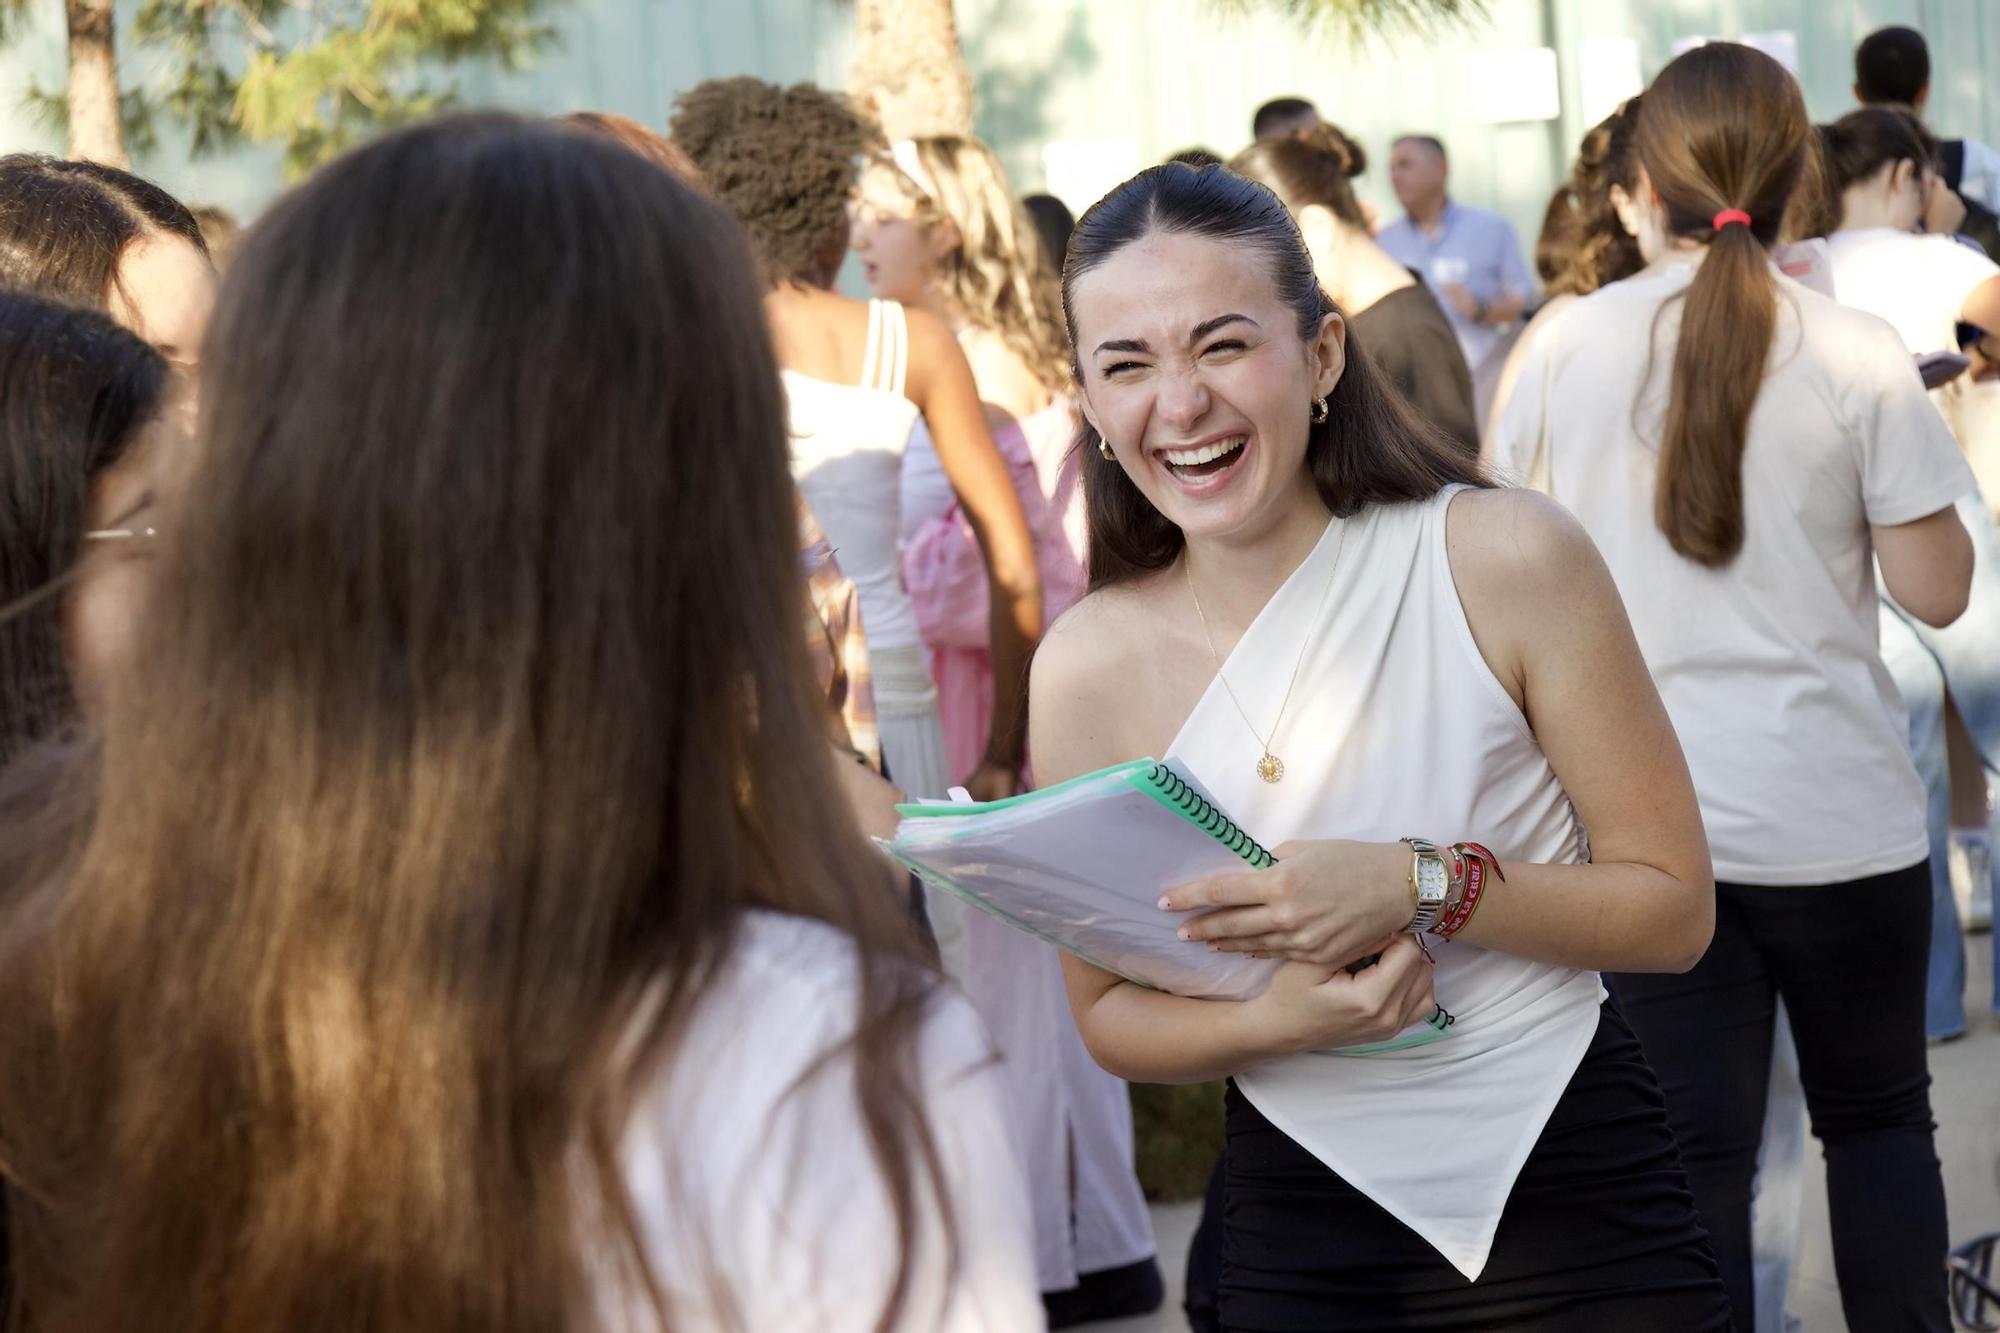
[[1311, 396, 1330, 425], [1098, 438, 1116, 461]]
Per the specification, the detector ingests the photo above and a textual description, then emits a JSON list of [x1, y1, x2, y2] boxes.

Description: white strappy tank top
[[1167, 486, 1603, 1280], [783, 300, 925, 651]]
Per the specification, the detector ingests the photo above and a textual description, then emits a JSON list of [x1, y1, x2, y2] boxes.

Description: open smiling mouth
[[1161, 435, 1246, 482]]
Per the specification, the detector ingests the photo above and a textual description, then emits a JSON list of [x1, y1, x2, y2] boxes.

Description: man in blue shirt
[[1377, 135, 1534, 380]]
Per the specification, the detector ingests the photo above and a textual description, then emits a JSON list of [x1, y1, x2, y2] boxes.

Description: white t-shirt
[[609, 912, 1042, 1331], [1494, 260, 1973, 885], [1826, 227, 1999, 358]]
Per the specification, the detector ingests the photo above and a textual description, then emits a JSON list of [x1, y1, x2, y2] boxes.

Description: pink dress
[[900, 397, 1156, 1292], [902, 400, 1086, 781]]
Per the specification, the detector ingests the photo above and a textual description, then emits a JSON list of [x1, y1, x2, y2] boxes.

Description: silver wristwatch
[[1400, 836, 1450, 933]]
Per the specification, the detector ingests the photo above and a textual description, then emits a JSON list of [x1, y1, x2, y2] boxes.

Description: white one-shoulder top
[[1168, 486, 1602, 1280]]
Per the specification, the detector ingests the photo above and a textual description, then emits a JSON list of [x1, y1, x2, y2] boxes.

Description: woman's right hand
[[1247, 934, 1437, 1055]]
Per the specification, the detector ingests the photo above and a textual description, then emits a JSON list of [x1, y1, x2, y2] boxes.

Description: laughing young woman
[[1030, 163, 1730, 1330]]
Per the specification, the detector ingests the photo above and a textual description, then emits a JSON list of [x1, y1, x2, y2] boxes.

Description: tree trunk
[[64, 0, 127, 166], [849, 0, 975, 141]]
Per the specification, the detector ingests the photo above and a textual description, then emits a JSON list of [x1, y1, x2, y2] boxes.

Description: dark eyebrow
[[1094, 313, 1260, 358], [1192, 313, 1258, 340]]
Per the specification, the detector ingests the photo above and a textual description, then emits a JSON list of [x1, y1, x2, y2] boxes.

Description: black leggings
[[1612, 861, 1949, 1333], [1217, 999, 1730, 1331]]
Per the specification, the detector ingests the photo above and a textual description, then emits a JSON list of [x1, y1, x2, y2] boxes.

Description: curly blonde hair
[[671, 78, 880, 285], [887, 136, 1071, 394]]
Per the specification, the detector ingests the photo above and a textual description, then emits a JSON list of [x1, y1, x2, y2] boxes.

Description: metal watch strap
[[1400, 836, 1450, 933]]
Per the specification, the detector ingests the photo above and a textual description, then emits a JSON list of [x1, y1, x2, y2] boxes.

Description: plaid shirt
[[800, 502, 880, 772]]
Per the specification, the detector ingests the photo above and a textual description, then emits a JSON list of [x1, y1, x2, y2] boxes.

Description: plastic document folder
[[888, 758, 1455, 1052], [890, 758, 1280, 1001]]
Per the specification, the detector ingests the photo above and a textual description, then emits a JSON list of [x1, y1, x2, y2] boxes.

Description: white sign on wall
[[1461, 47, 1562, 124]]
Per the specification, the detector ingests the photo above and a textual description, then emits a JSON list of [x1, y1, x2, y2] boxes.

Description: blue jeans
[[1880, 492, 2000, 1039]]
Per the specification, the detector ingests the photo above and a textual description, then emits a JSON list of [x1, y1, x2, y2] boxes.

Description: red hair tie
[[1712, 208, 1752, 231]]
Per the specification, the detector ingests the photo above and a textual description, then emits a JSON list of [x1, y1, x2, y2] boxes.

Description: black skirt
[[1219, 1000, 1734, 1332]]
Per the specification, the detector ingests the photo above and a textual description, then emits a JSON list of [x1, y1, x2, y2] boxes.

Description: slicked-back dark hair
[[0, 156, 207, 312], [1060, 163, 1487, 590], [1855, 25, 1930, 107], [0, 292, 166, 761]]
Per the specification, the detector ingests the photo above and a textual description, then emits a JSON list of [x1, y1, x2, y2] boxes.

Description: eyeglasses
[[82, 524, 161, 544], [1952, 1233, 2000, 1332], [0, 517, 163, 625]]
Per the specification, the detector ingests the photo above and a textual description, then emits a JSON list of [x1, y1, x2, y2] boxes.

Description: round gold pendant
[[1256, 752, 1284, 783]]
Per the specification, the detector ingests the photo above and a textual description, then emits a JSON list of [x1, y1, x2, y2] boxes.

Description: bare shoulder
[[1444, 486, 1626, 704], [1030, 575, 1174, 780], [901, 303, 962, 372], [1445, 484, 1605, 601], [1032, 580, 1157, 708], [959, 328, 1051, 421]]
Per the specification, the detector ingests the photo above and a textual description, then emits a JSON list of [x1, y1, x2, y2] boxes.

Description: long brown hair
[[0, 114, 948, 1333], [1062, 163, 1487, 589], [1636, 43, 1811, 567]]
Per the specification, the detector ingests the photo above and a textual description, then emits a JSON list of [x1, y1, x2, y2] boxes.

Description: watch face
[[1416, 858, 1448, 902]]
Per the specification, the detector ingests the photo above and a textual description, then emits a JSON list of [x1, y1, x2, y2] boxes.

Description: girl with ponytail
[[1496, 42, 1973, 1331]]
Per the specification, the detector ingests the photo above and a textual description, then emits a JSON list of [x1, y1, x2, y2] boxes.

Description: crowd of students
[[0, 20, 1994, 1333]]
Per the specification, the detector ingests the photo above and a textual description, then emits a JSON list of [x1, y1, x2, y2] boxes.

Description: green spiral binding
[[1146, 763, 1276, 869]]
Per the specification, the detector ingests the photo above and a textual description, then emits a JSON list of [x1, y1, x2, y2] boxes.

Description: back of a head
[[1637, 42, 1810, 567], [1252, 96, 1319, 141], [1023, 192, 1075, 271], [902, 134, 1071, 392], [1555, 96, 1645, 296], [1061, 162, 1482, 587], [2, 113, 939, 1333], [670, 77, 878, 286], [558, 110, 706, 189], [0, 155, 206, 311], [0, 292, 164, 762], [1855, 25, 1930, 107], [1816, 105, 1939, 232], [1229, 122, 1371, 231], [1534, 186, 1583, 290]]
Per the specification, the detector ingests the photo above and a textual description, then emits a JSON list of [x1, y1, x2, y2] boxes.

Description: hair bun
[[1292, 122, 1368, 179]]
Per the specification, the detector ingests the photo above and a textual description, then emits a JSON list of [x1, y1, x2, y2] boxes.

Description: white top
[[1827, 227, 1999, 358], [785, 300, 925, 651], [1493, 261, 1972, 884], [1171, 489, 1603, 1281], [612, 911, 1042, 1331]]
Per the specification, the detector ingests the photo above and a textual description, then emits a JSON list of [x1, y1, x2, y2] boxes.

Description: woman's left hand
[[1162, 839, 1415, 967]]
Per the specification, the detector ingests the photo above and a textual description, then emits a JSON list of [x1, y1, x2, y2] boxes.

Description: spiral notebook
[[890, 759, 1455, 1061], [890, 758, 1276, 1001]]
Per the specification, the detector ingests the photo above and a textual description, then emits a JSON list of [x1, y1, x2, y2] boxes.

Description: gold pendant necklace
[[1185, 520, 1348, 783]]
